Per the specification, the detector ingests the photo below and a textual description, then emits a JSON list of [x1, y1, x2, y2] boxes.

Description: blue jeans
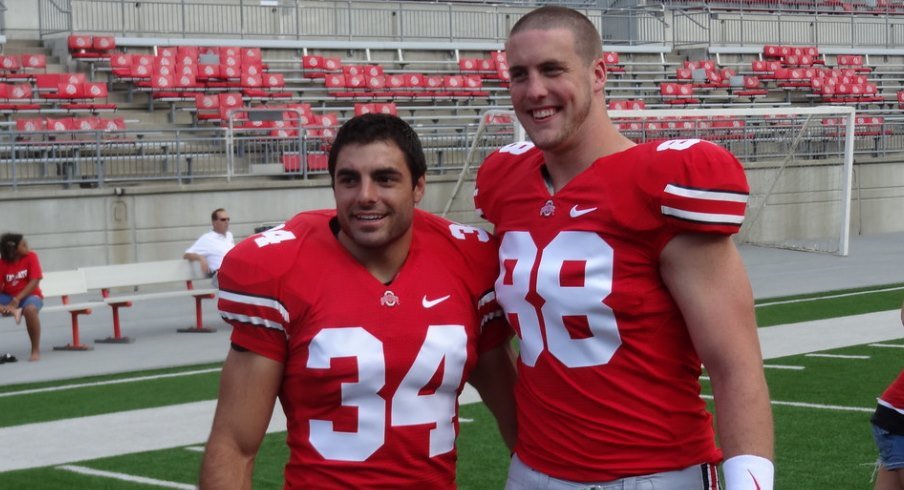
[[873, 423, 904, 470], [0, 294, 43, 311]]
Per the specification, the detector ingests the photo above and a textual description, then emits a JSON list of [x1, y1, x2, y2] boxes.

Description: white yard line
[[756, 285, 904, 307], [0, 368, 222, 399], [701, 395, 873, 413], [870, 343, 904, 349], [57, 465, 197, 490], [805, 353, 870, 359], [763, 364, 805, 370]]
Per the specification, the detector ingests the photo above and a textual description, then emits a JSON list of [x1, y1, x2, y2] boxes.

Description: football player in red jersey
[[871, 300, 904, 490], [200, 114, 516, 489], [474, 6, 774, 490]]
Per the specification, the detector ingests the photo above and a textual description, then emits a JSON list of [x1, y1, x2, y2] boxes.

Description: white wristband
[[722, 454, 774, 490]]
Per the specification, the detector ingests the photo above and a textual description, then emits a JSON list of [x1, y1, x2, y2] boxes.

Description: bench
[[38, 270, 108, 351], [80, 259, 218, 343]]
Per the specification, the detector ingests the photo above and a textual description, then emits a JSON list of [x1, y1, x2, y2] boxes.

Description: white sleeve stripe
[[218, 290, 290, 322], [220, 311, 286, 333], [478, 290, 496, 309], [661, 205, 745, 225], [664, 183, 749, 203]]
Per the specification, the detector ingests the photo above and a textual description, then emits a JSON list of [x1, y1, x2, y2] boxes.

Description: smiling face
[[332, 140, 425, 261], [506, 27, 606, 155]]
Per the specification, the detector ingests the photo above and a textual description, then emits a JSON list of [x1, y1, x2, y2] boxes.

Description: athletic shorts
[[0, 294, 43, 311], [873, 423, 904, 470]]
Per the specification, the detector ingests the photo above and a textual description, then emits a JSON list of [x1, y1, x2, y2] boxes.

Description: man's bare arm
[[199, 348, 283, 489]]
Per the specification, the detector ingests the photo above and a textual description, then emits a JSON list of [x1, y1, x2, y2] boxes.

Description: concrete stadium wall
[[0, 176, 482, 272], [4, 158, 904, 272]]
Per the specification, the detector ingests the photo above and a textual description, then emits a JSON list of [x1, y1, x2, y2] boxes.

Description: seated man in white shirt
[[184, 208, 235, 278]]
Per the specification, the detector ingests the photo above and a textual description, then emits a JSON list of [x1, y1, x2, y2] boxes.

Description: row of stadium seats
[[44, 38, 904, 133], [0, 54, 49, 79], [0, 73, 115, 112], [15, 116, 126, 134]]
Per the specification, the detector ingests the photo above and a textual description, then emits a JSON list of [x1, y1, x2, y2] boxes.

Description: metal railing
[[38, 0, 668, 45], [39, 0, 72, 38], [0, 122, 513, 189], [0, 0, 7, 38], [3, 115, 903, 189], [670, 4, 904, 48]]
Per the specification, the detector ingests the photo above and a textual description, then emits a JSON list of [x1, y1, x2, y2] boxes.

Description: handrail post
[[239, 0, 245, 39], [295, 0, 301, 40], [95, 128, 105, 188]]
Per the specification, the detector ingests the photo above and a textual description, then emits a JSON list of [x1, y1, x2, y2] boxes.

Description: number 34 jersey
[[475, 139, 750, 482], [217, 209, 509, 489]]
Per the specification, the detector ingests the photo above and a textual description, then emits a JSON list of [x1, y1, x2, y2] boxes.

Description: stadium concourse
[[1, 231, 904, 473]]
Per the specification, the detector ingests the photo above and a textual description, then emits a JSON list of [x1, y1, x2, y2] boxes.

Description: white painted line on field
[[869, 343, 904, 349], [701, 395, 873, 413], [184, 446, 205, 453], [769, 399, 874, 413], [700, 376, 710, 381], [56, 465, 197, 489], [0, 368, 221, 399], [805, 353, 870, 359], [756, 285, 904, 307], [764, 364, 806, 370], [460, 417, 474, 423]]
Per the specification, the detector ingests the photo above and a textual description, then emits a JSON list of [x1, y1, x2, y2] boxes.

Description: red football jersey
[[475, 139, 750, 482], [0, 252, 43, 299], [217, 209, 509, 489], [880, 370, 904, 412]]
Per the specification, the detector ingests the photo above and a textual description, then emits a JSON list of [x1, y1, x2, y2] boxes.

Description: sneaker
[[0, 353, 17, 364]]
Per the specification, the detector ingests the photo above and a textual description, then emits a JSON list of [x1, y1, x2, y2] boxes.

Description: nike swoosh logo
[[569, 205, 598, 218], [422, 295, 451, 308], [748, 470, 761, 490]]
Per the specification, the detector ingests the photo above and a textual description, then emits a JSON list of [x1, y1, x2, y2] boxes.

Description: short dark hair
[[0, 233, 23, 262], [211, 208, 226, 222], [328, 114, 427, 188], [508, 6, 603, 64]]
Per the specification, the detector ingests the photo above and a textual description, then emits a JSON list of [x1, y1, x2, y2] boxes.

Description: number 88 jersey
[[475, 140, 749, 482], [217, 209, 509, 489]]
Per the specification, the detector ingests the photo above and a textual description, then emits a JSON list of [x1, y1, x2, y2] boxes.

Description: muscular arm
[[467, 341, 518, 451], [660, 234, 774, 461], [199, 347, 283, 489]]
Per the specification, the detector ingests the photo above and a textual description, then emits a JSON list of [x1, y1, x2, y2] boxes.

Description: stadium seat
[[603, 52, 625, 73], [731, 76, 768, 98], [659, 83, 699, 105], [68, 34, 115, 59], [15, 117, 46, 132], [836, 54, 872, 73], [0, 55, 20, 73], [608, 99, 646, 111]]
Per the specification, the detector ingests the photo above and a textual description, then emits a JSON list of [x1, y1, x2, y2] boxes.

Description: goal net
[[453, 106, 855, 256]]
